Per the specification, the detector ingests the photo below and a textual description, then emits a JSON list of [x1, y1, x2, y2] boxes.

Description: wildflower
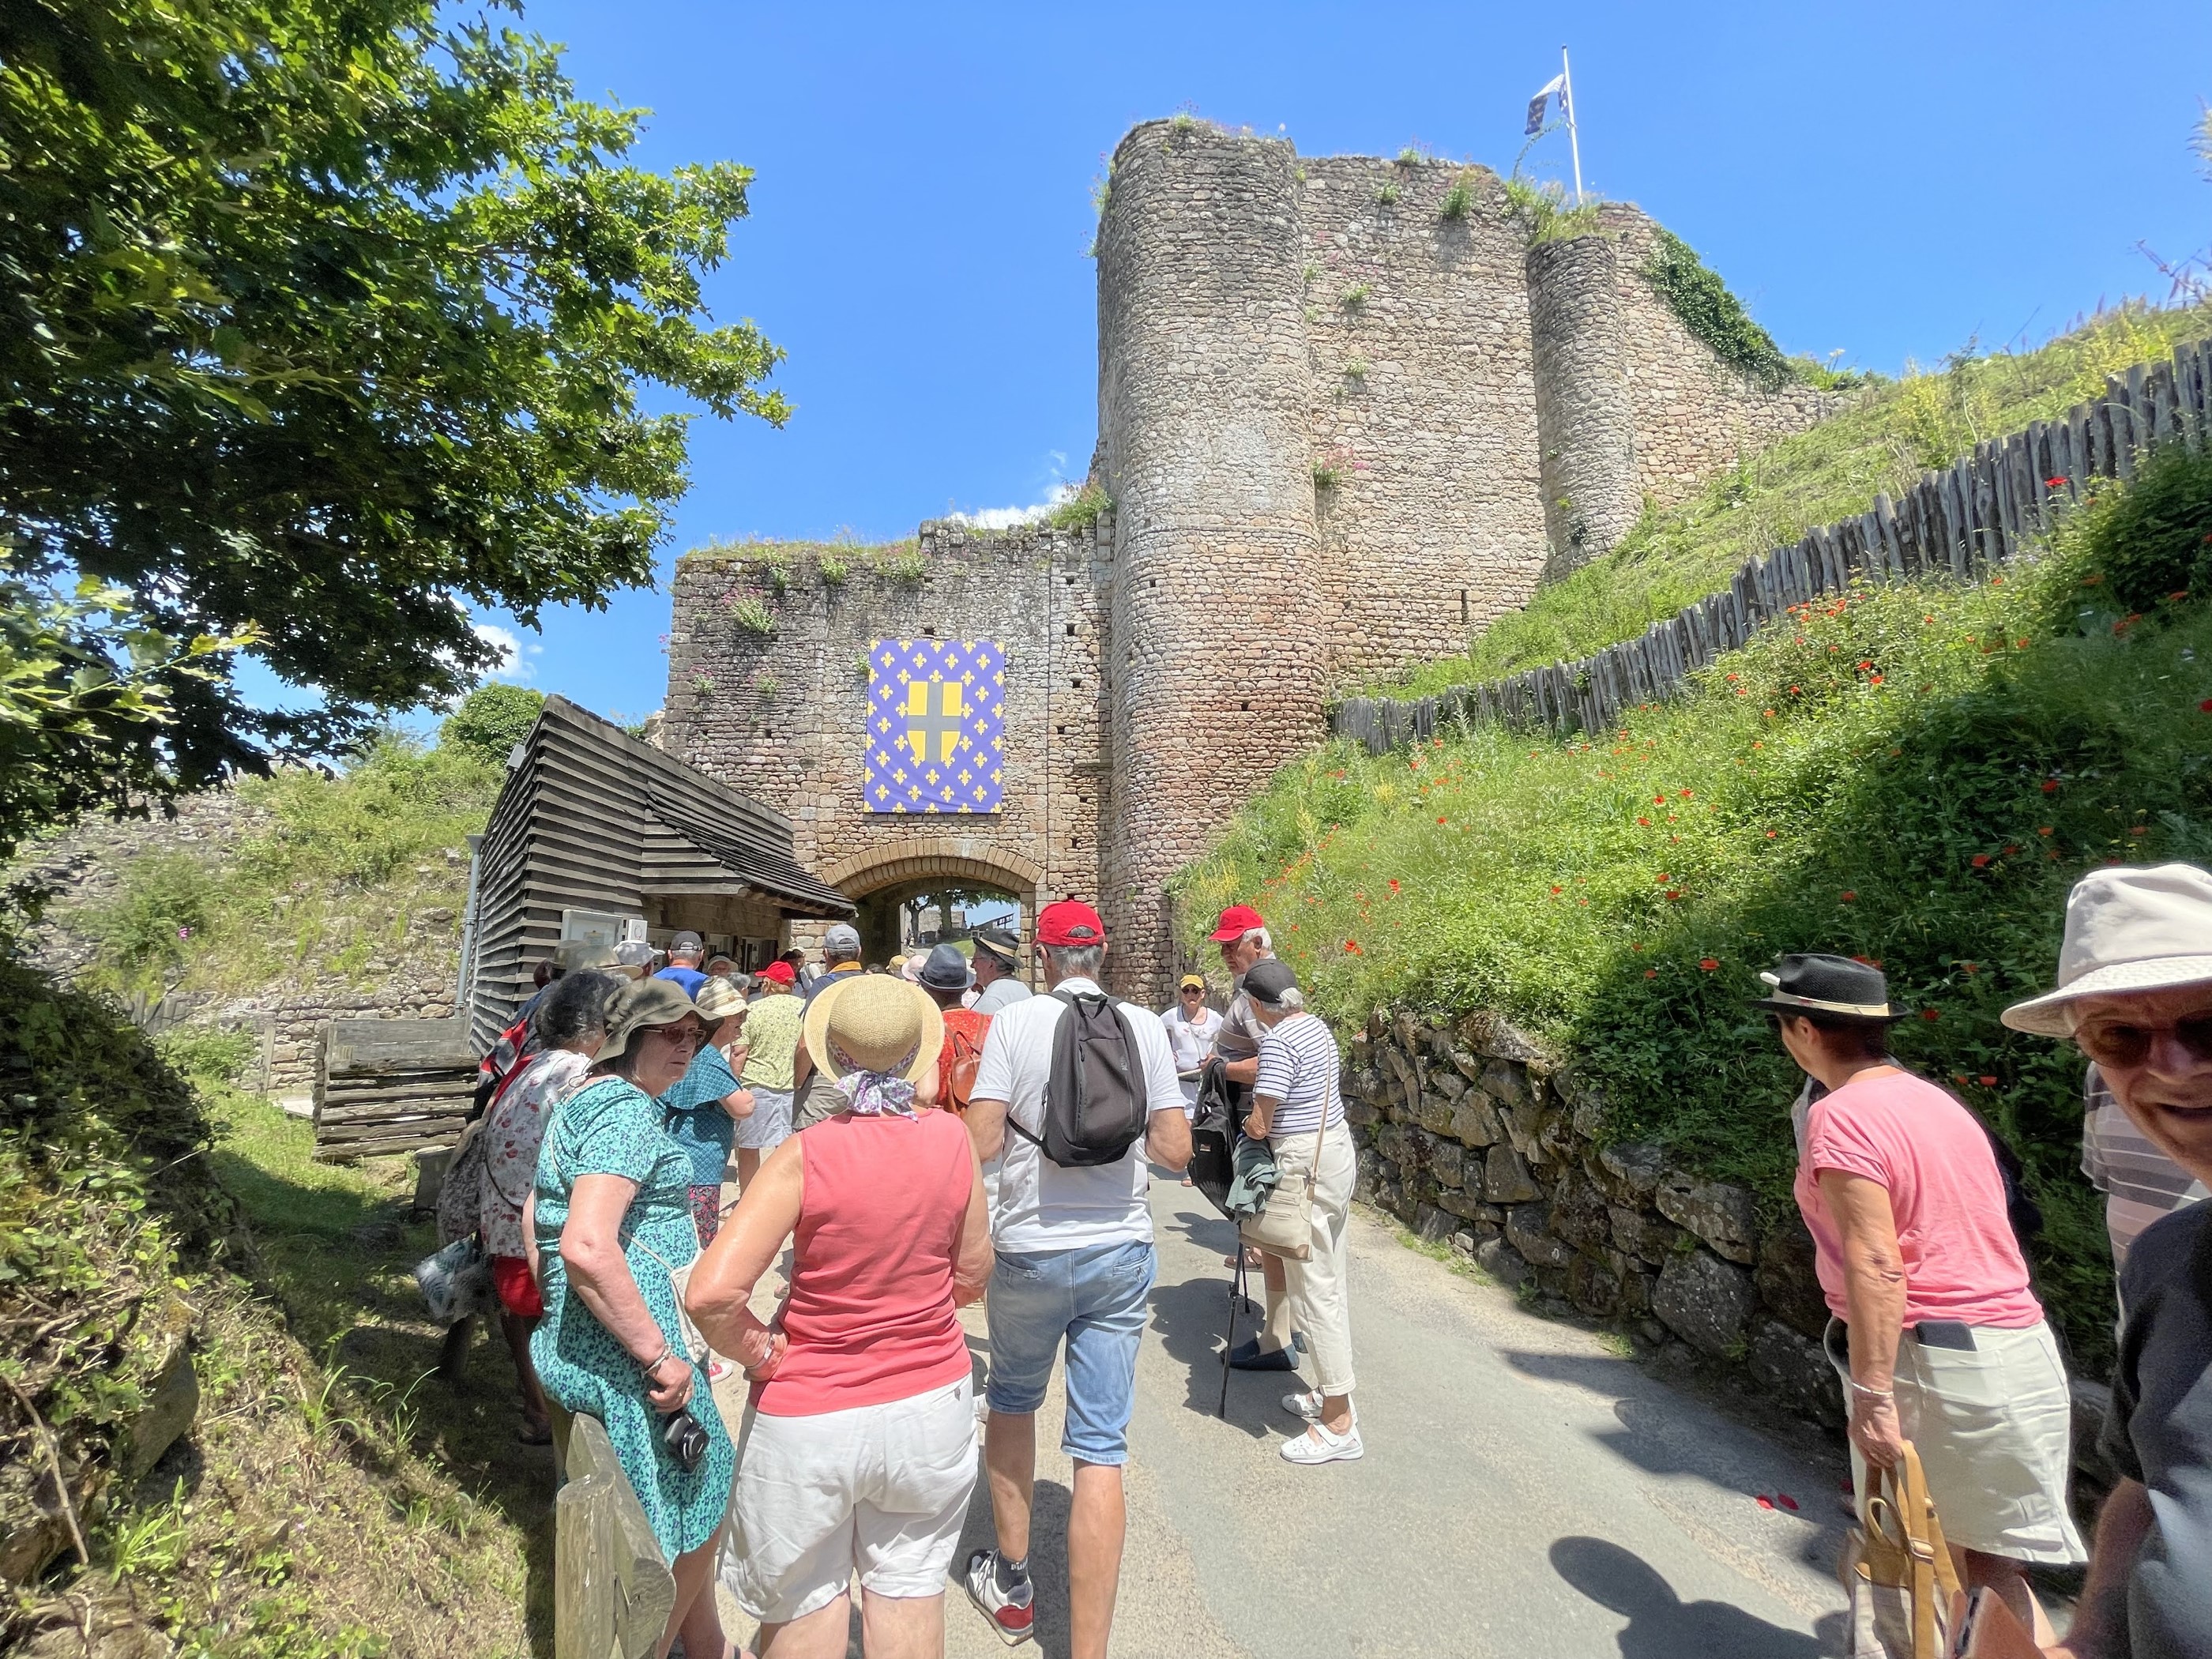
[[1869, 675, 1883, 686], [1631, 942, 1643, 951], [1344, 939, 1363, 955], [2037, 826, 2054, 837], [2169, 591, 2191, 604], [1638, 816, 1651, 826], [1665, 890, 1682, 901], [1924, 615, 1936, 624], [1960, 961, 1977, 974], [1678, 788, 1693, 799], [1788, 685, 1800, 695], [1971, 853, 1991, 868], [1766, 830, 1777, 838], [1921, 1008, 1941, 1021], [2003, 845, 2018, 856], [1645, 969, 1657, 979], [1979, 1075, 1998, 1087], [1840, 890, 1856, 902], [2202, 701, 2212, 714], [1438, 815, 1448, 824], [2043, 778, 2060, 792], [1657, 873, 1670, 883], [1858, 660, 1872, 671], [1551, 885, 1562, 896], [1698, 957, 1719, 972], [1763, 709, 1775, 717], [1952, 1073, 1969, 1085], [2131, 826, 2150, 837], [2045, 476, 2067, 488], [1653, 795, 1665, 805]]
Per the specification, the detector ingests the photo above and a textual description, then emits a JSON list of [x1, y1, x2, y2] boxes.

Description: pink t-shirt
[[754, 1108, 976, 1416], [1793, 1070, 2043, 1329]]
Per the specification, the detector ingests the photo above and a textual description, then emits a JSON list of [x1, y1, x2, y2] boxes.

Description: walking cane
[[1217, 1243, 1252, 1419]]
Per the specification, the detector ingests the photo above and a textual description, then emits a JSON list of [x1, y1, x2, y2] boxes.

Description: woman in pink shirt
[[689, 976, 992, 1659], [1762, 953, 2084, 1642]]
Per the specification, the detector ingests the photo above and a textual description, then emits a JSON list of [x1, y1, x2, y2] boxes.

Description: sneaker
[[963, 1549, 1036, 1646], [1280, 1418, 1364, 1465], [1281, 1389, 1323, 1421]]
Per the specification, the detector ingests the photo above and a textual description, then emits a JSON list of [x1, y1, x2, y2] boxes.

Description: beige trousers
[[1272, 1119, 1358, 1398]]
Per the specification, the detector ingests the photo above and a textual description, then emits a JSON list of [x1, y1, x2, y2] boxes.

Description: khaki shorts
[[1826, 1317, 2086, 1564]]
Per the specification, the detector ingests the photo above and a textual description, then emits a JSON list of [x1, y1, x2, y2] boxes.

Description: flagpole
[[1560, 44, 1583, 206]]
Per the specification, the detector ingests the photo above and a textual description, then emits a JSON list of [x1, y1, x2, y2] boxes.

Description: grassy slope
[[1376, 302, 2212, 697], [1180, 446, 2212, 1371], [1, 980, 533, 1657], [51, 739, 501, 1006]]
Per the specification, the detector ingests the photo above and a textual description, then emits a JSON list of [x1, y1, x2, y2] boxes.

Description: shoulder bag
[[1841, 1439, 1962, 1659], [1237, 1115, 1326, 1262]]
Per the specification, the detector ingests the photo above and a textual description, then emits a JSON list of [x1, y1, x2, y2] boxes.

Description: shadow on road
[[1151, 1206, 1282, 1439], [954, 1469, 1074, 1657], [1552, 1536, 1840, 1657]]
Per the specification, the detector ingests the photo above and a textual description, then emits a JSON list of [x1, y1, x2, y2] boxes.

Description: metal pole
[[1561, 45, 1584, 206]]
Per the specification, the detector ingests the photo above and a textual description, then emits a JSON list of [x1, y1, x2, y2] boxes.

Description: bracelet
[[639, 1341, 673, 1375], [1849, 1380, 1894, 1400]]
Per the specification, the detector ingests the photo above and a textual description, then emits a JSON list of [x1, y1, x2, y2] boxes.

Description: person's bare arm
[[953, 1146, 993, 1305], [559, 1174, 692, 1410], [2046, 1477, 2152, 1659], [1146, 1104, 1192, 1172], [1223, 1055, 1258, 1086], [1817, 1168, 1908, 1469], [792, 1040, 815, 1090], [967, 1097, 1009, 1163], [1243, 1091, 1282, 1142], [685, 1136, 803, 1375], [717, 1088, 755, 1119], [521, 1190, 540, 1284]]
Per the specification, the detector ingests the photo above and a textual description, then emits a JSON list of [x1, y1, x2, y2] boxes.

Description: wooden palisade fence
[[1333, 339, 2212, 751]]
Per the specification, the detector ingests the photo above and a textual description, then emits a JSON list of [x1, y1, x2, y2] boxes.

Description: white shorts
[[720, 1375, 976, 1623], [734, 1086, 793, 1151], [1826, 1317, 2086, 1564]]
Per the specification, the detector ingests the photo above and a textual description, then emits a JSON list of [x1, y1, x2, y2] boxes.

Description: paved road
[[722, 1179, 1853, 1658]]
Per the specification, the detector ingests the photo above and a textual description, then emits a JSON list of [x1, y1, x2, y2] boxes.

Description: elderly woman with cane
[[690, 974, 992, 1659], [527, 976, 771, 1659]]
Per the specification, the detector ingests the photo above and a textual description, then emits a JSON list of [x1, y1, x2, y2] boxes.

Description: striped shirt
[[1252, 1011, 1344, 1138], [2081, 1063, 2206, 1270]]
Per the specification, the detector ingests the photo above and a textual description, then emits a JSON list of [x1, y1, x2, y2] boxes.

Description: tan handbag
[[1237, 1119, 1327, 1262], [1841, 1440, 1962, 1659]]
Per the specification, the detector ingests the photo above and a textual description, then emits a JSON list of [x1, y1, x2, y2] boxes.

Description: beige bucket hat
[[596, 976, 702, 1065], [694, 976, 748, 1024], [803, 972, 943, 1085], [2001, 863, 2212, 1036]]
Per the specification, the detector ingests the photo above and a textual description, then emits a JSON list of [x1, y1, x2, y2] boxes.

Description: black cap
[[1750, 953, 1905, 1024], [1242, 957, 1301, 1007]]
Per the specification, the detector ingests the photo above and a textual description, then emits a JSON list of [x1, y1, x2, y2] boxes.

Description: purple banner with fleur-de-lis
[[865, 638, 1005, 814]]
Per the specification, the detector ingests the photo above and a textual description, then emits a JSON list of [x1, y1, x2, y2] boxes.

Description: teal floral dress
[[530, 1076, 735, 1559]]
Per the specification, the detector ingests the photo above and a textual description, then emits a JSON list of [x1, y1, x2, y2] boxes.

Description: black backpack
[[1187, 1058, 1241, 1221], [1004, 989, 1149, 1167]]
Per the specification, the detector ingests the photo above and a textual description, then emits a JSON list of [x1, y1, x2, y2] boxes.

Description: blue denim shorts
[[984, 1240, 1157, 1466]]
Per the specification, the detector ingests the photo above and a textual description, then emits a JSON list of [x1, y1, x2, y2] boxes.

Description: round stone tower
[[1527, 235, 1640, 581], [1094, 120, 1322, 999]]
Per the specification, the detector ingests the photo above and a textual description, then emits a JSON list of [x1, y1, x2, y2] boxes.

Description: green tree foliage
[[437, 682, 544, 765], [0, 0, 788, 798]]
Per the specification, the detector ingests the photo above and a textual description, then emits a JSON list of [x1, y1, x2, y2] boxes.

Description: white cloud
[[472, 621, 539, 684], [949, 480, 1079, 531]]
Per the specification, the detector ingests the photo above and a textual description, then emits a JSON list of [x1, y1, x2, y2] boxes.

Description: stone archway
[[818, 837, 1046, 968]]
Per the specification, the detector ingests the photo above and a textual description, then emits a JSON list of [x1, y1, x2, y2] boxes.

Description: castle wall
[[1298, 158, 1549, 681], [1095, 121, 1324, 999], [1600, 209, 1834, 511], [663, 525, 1107, 957], [1526, 235, 1641, 577]]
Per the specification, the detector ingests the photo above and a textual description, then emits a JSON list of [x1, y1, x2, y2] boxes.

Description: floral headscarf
[[830, 1036, 922, 1118]]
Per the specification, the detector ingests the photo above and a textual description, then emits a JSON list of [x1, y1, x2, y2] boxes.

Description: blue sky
[[288, 0, 2212, 732]]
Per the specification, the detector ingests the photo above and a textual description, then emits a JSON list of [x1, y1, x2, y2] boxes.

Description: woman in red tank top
[[690, 976, 992, 1658]]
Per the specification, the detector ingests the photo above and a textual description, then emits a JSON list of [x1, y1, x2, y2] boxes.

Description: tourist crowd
[[442, 863, 2212, 1659]]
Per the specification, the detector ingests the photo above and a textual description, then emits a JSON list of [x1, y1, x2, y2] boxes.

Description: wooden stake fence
[[1332, 337, 2212, 751]]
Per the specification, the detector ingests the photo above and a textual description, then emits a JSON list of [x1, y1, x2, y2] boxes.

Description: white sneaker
[[1280, 1418, 1363, 1465], [1281, 1389, 1323, 1421]]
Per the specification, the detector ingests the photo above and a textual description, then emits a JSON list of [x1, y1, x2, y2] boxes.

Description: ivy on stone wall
[[1638, 228, 1796, 392]]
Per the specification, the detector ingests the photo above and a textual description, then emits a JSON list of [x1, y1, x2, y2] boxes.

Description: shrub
[[728, 592, 775, 634], [1376, 182, 1400, 207], [78, 853, 217, 998], [1439, 171, 1476, 221], [886, 549, 927, 584], [437, 683, 544, 765], [751, 669, 780, 700], [1046, 483, 1111, 532], [1344, 356, 1369, 382], [1505, 174, 1601, 245], [2060, 437, 2212, 615], [817, 551, 849, 586], [1340, 283, 1370, 310]]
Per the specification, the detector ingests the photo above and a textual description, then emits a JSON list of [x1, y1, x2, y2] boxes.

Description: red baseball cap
[[1037, 900, 1108, 947], [1208, 904, 1266, 942], [756, 960, 797, 985]]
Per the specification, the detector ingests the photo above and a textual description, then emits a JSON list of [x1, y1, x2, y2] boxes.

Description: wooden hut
[[461, 696, 853, 1049]]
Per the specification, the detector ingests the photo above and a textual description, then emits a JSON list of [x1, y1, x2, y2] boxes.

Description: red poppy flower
[[1657, 873, 1670, 882], [1840, 890, 1856, 902], [1638, 816, 1651, 826], [1971, 853, 1991, 868], [1653, 795, 1665, 806], [2015, 640, 2029, 650], [1645, 969, 1657, 979], [2037, 826, 2053, 837], [1960, 962, 1977, 974], [2045, 476, 2067, 488], [1551, 885, 1563, 895], [2043, 778, 2060, 792], [1978, 1075, 1998, 1087], [1388, 878, 1400, 891], [1438, 815, 1448, 824], [1665, 890, 1682, 901], [1344, 939, 1362, 955], [1868, 675, 1884, 686], [2170, 591, 2191, 604], [1631, 942, 1643, 951], [2131, 826, 2150, 836], [1766, 830, 1777, 838], [1920, 1008, 1940, 1021], [1679, 788, 1693, 799], [1698, 958, 1719, 972], [2003, 845, 2018, 856]]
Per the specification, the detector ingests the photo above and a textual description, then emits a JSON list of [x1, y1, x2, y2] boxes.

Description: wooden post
[[554, 1413, 677, 1659]]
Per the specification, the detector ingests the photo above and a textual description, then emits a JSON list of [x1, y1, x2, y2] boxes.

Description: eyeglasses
[[2075, 1014, 2212, 1070]]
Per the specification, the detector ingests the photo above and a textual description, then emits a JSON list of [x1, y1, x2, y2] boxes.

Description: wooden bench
[[552, 1409, 678, 1659]]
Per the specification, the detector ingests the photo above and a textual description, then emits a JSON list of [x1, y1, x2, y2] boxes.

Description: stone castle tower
[[664, 119, 1830, 998]]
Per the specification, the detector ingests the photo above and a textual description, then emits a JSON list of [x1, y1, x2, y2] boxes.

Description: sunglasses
[[2075, 1014, 2212, 1070]]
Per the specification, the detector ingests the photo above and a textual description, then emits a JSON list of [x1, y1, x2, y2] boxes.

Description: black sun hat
[[1749, 952, 1908, 1024]]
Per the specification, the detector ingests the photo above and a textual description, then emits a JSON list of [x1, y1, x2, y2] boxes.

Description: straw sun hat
[[694, 976, 747, 1023], [802, 973, 943, 1085]]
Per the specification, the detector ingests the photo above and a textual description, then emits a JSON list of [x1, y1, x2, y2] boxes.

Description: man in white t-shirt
[[1159, 972, 1223, 1112], [960, 900, 1191, 1657]]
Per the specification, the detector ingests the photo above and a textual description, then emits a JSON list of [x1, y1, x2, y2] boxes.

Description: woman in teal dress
[[529, 976, 774, 1659]]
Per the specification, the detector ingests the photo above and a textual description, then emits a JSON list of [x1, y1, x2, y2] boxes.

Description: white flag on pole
[[1525, 73, 1565, 136]]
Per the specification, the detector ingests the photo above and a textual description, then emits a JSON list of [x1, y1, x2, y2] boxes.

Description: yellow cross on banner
[[905, 678, 966, 766]]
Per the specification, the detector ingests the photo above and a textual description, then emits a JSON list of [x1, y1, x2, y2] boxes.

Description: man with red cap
[[1208, 903, 1302, 1371], [961, 900, 1191, 1657]]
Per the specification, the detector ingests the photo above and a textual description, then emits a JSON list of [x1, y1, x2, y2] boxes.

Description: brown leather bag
[[1841, 1441, 1962, 1659]]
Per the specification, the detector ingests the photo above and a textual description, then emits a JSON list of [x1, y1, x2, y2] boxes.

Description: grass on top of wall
[[1179, 440, 2212, 1373], [1372, 300, 2212, 699]]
